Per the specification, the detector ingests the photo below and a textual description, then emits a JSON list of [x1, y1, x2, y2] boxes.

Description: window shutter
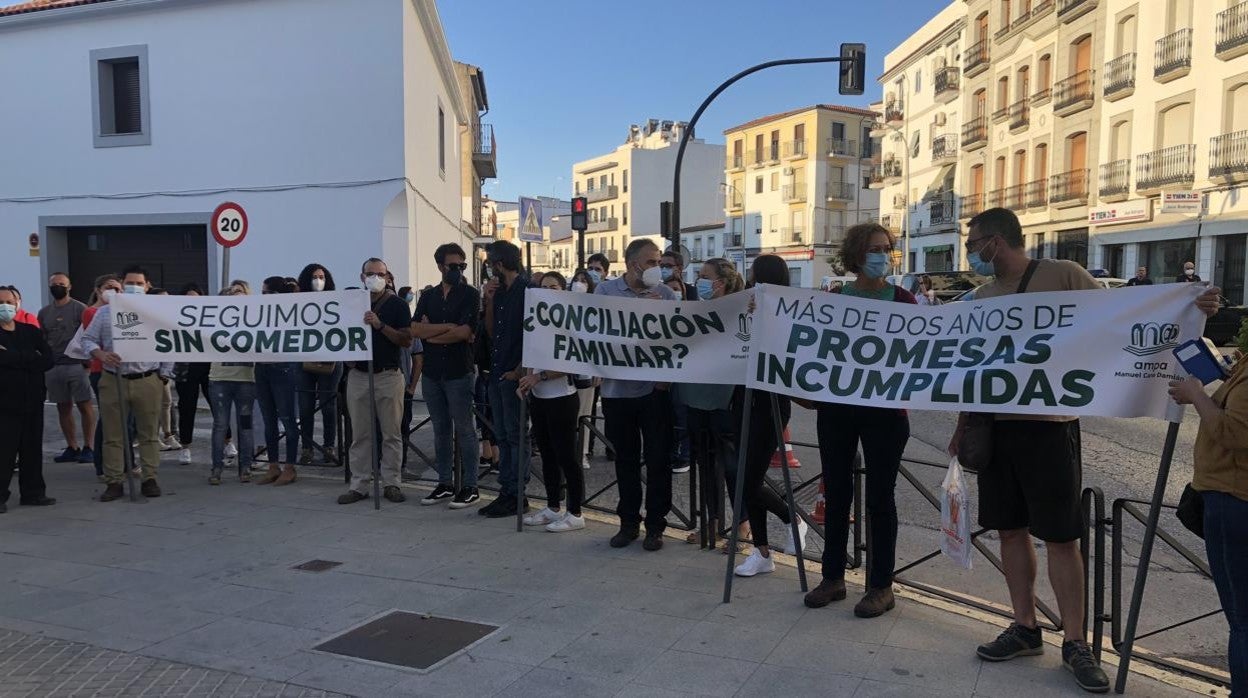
[[112, 60, 142, 134]]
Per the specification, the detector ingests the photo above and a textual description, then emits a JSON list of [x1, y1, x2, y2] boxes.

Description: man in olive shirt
[[38, 272, 96, 464]]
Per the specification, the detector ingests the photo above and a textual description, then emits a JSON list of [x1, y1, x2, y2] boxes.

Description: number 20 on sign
[[211, 201, 248, 248]]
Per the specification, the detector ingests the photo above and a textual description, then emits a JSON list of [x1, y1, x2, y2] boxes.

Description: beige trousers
[[346, 368, 404, 493], [99, 372, 164, 484]]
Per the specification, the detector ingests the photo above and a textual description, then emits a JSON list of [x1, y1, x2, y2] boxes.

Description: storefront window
[[1140, 238, 1196, 284], [1056, 229, 1088, 268]]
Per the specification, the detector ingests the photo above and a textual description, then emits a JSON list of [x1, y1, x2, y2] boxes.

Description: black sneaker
[[421, 483, 456, 506], [53, 447, 80, 463], [19, 496, 56, 506], [642, 532, 665, 551], [610, 526, 640, 548], [383, 486, 406, 503], [337, 490, 368, 505], [976, 623, 1044, 662], [671, 461, 690, 474], [1062, 640, 1109, 693], [478, 497, 502, 516], [483, 495, 517, 519], [448, 487, 480, 509]]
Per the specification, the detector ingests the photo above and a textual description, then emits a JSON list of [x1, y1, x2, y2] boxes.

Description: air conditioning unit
[[935, 113, 947, 126]]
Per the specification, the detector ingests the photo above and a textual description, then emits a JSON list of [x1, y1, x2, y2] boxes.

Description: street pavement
[[0, 404, 1226, 697]]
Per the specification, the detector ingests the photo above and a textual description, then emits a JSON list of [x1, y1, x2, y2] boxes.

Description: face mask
[[587, 269, 602, 284], [102, 289, 118, 302], [404, 293, 415, 304], [311, 278, 326, 292], [968, 246, 996, 277], [696, 278, 715, 300], [861, 252, 891, 280], [660, 267, 673, 282], [442, 267, 463, 286], [364, 275, 387, 293], [641, 266, 664, 288], [924, 289, 935, 298], [124, 284, 145, 295], [571, 281, 589, 293], [0, 304, 15, 323], [1185, 269, 1194, 276], [49, 285, 69, 300]]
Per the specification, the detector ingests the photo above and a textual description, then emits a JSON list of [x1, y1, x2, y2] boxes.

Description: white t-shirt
[[531, 371, 578, 400]]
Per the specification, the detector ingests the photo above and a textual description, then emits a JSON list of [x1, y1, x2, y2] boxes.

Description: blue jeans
[[487, 377, 526, 497], [299, 363, 342, 452], [1204, 490, 1248, 695], [255, 363, 298, 464], [422, 373, 479, 487], [209, 381, 255, 472]]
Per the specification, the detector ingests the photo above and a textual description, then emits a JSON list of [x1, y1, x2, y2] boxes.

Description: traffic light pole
[[577, 229, 586, 271], [666, 50, 863, 255]]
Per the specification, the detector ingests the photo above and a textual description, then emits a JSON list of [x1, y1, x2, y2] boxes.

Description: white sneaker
[[783, 518, 809, 555], [523, 508, 563, 527], [581, 459, 591, 470], [160, 436, 181, 452], [178, 448, 192, 464], [546, 514, 585, 532], [734, 550, 776, 577], [223, 443, 238, 459]]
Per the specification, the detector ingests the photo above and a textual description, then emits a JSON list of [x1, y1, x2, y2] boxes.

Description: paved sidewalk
[[0, 458, 1216, 697]]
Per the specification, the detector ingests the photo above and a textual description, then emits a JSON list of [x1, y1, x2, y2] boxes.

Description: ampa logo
[[114, 311, 143, 330], [1124, 322, 1180, 356], [735, 313, 752, 342]]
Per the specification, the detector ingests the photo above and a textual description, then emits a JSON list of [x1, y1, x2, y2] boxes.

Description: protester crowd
[[1, 208, 1241, 694]]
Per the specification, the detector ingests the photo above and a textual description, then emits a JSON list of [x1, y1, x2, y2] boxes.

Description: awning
[[923, 164, 956, 200]]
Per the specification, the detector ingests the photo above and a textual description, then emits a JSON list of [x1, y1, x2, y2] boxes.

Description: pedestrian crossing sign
[[519, 197, 544, 243]]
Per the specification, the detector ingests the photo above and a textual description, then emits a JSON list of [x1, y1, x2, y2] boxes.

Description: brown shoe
[[274, 464, 297, 486], [804, 578, 848, 608], [854, 586, 896, 618], [255, 464, 282, 484], [99, 483, 125, 502], [140, 479, 162, 498]]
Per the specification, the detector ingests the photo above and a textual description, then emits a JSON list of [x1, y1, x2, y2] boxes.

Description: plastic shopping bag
[[940, 457, 973, 570]]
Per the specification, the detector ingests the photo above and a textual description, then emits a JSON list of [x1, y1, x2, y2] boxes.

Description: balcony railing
[[987, 188, 1006, 210], [1053, 69, 1095, 115], [782, 184, 808, 203], [586, 185, 619, 203], [1049, 169, 1090, 206], [964, 38, 990, 76], [587, 217, 619, 233], [826, 181, 855, 201], [1025, 178, 1049, 208], [827, 138, 859, 158], [961, 116, 988, 150], [885, 101, 904, 123], [932, 133, 958, 162], [780, 227, 805, 244], [1217, 2, 1248, 59], [1154, 28, 1193, 81], [818, 225, 847, 245], [1099, 159, 1130, 199], [1033, 0, 1055, 19], [1103, 53, 1136, 99], [1032, 86, 1052, 106], [1136, 144, 1196, 190], [767, 143, 782, 162], [783, 139, 808, 159], [1210, 130, 1248, 179], [748, 150, 765, 167], [929, 196, 957, 226], [959, 193, 984, 219], [1009, 98, 1030, 131], [934, 66, 960, 101], [729, 154, 744, 170], [1058, 0, 1098, 22], [992, 104, 1010, 123], [472, 123, 496, 178], [881, 159, 902, 181], [893, 193, 908, 209], [726, 191, 743, 210], [881, 214, 901, 232], [728, 233, 743, 248]]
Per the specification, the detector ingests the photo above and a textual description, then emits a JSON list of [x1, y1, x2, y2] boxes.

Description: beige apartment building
[[454, 62, 496, 239]]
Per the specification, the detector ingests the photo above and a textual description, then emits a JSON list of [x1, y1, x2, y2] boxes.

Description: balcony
[[826, 181, 855, 201], [868, 159, 901, 189], [1049, 169, 1090, 207], [1099, 159, 1131, 201], [729, 154, 744, 171], [783, 184, 808, 203], [1032, 86, 1053, 106], [587, 217, 619, 233], [987, 188, 1006, 210], [728, 233, 743, 248], [767, 143, 782, 163], [726, 191, 743, 211], [1053, 70, 1095, 116], [1058, 0, 1097, 23], [959, 193, 984, 220], [992, 104, 1010, 124], [1025, 178, 1049, 208], [827, 138, 859, 159], [748, 150, 767, 168], [818, 225, 847, 246], [932, 134, 958, 164], [472, 123, 497, 178], [929, 195, 957, 226], [1217, 2, 1248, 60], [585, 185, 618, 203], [781, 227, 806, 244], [1103, 53, 1136, 100], [881, 214, 901, 232], [1136, 144, 1196, 191], [1154, 29, 1192, 82], [934, 66, 960, 103], [1009, 98, 1030, 131], [961, 116, 988, 151], [892, 193, 908, 210], [1003, 183, 1027, 210], [1210, 130, 1248, 181], [783, 139, 809, 159], [885, 101, 904, 124], [964, 38, 990, 77]]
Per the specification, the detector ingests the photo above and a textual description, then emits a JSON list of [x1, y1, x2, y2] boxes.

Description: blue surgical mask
[[587, 269, 602, 284], [0, 304, 15, 323], [124, 284, 145, 294], [404, 293, 415, 304], [968, 247, 996, 277], [696, 278, 715, 300], [660, 267, 673, 282], [861, 252, 891, 280]]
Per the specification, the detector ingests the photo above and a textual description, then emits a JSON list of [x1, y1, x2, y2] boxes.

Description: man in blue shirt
[[481, 240, 529, 518], [595, 238, 678, 550]]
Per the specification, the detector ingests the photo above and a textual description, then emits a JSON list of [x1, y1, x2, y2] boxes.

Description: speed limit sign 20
[[211, 202, 248, 248]]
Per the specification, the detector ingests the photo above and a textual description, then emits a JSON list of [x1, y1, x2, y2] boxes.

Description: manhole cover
[[315, 612, 498, 672], [292, 559, 342, 572]]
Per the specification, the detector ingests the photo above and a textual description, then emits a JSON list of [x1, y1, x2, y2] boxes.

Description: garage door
[[66, 225, 209, 303]]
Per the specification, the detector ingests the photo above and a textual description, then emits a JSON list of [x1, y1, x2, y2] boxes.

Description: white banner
[[522, 288, 752, 383], [110, 291, 372, 362], [747, 283, 1207, 419]]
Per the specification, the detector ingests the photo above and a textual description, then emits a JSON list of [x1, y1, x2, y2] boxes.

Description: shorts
[[977, 419, 1084, 543], [47, 363, 93, 404]]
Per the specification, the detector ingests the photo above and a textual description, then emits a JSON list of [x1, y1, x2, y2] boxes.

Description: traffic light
[[839, 43, 866, 96], [571, 197, 588, 231]]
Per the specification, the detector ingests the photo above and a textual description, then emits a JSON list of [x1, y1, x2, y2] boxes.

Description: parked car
[[951, 276, 1127, 303], [1205, 297, 1248, 346], [891, 271, 991, 303]]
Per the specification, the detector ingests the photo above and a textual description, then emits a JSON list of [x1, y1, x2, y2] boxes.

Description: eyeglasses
[[445, 263, 468, 271], [965, 235, 994, 254]]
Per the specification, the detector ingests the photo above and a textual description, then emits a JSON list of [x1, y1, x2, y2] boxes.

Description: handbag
[[956, 259, 1041, 472], [303, 361, 335, 376], [1175, 484, 1204, 539]]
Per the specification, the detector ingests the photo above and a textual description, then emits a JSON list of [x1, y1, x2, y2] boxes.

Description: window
[[770, 172, 779, 191], [1227, 83, 1248, 133], [974, 88, 987, 116], [755, 134, 764, 162], [609, 172, 615, 186], [599, 175, 608, 189], [1037, 54, 1052, 90], [91, 45, 150, 148], [1057, 229, 1089, 267], [770, 130, 780, 159], [693, 237, 702, 259], [623, 169, 629, 193], [586, 178, 595, 192], [914, 69, 922, 93], [622, 202, 629, 225], [755, 176, 764, 194], [574, 181, 581, 195], [1033, 233, 1046, 259], [1001, 0, 1012, 26], [862, 125, 874, 157], [707, 235, 716, 257], [996, 76, 1010, 109], [1116, 14, 1138, 54], [1157, 101, 1192, 148], [1034, 143, 1048, 180], [792, 210, 805, 234], [794, 123, 805, 142], [769, 214, 779, 233], [438, 105, 446, 175], [1017, 65, 1030, 99]]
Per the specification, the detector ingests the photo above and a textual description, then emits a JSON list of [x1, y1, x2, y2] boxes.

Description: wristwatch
[[538, 370, 549, 382]]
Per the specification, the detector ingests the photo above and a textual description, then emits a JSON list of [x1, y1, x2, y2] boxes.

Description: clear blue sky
[[439, 0, 948, 203]]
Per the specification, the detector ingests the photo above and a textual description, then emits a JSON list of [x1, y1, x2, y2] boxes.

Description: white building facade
[[0, 0, 469, 301]]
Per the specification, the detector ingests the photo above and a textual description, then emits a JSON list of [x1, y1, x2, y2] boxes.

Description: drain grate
[[292, 559, 342, 572], [315, 611, 498, 671]]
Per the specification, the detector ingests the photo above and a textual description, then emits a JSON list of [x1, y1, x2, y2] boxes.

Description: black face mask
[[49, 285, 68, 300], [442, 267, 463, 286]]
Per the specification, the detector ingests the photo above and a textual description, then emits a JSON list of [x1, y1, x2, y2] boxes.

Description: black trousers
[[816, 402, 908, 588], [0, 409, 46, 504], [737, 391, 793, 548], [531, 392, 583, 516], [602, 390, 672, 534], [176, 364, 213, 445]]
